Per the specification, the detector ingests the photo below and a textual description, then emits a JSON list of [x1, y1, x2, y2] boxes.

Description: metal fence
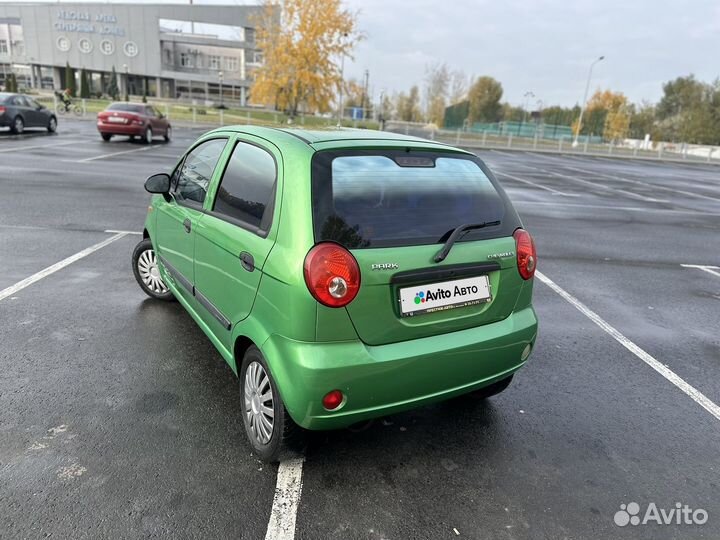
[[35, 93, 380, 130], [386, 121, 720, 164]]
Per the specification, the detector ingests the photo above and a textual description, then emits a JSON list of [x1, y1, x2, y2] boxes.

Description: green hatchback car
[[133, 126, 538, 461]]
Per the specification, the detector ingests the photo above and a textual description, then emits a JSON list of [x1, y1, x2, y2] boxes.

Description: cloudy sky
[[10, 0, 720, 107]]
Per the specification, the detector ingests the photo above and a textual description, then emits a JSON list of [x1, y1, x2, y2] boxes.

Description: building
[[0, 2, 266, 105]]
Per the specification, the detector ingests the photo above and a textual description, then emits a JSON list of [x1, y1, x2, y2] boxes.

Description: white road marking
[[559, 164, 720, 203], [513, 200, 718, 216], [0, 140, 83, 153], [104, 229, 143, 235], [514, 163, 668, 203], [265, 458, 304, 540], [0, 232, 128, 302], [681, 264, 720, 278], [75, 146, 157, 162], [495, 171, 579, 197], [536, 270, 720, 422]]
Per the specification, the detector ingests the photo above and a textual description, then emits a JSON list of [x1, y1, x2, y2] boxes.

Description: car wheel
[[101, 133, 112, 142], [142, 126, 152, 144], [164, 125, 172, 142], [131, 238, 174, 301], [11, 116, 24, 134], [470, 374, 514, 399], [240, 346, 304, 462], [47, 116, 57, 133]]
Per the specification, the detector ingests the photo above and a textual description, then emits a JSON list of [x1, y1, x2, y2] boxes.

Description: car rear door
[[311, 148, 526, 346], [154, 137, 229, 301], [193, 136, 280, 350]]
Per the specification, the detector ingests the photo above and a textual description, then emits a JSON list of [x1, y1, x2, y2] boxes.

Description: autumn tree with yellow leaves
[[572, 89, 630, 141], [250, 0, 360, 117]]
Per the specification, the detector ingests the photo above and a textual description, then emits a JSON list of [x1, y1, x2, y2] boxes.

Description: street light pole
[[522, 91, 535, 123], [336, 32, 348, 127], [573, 55, 604, 147]]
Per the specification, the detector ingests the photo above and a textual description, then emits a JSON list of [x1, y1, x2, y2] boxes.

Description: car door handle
[[240, 251, 255, 272], [183, 218, 191, 233]]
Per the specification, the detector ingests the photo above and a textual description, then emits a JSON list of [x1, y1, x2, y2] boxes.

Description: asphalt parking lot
[[1, 119, 719, 540]]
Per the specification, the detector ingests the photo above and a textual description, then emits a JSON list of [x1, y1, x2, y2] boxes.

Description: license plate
[[107, 117, 126, 123], [399, 275, 491, 317]]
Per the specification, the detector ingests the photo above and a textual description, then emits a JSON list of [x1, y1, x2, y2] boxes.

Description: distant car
[[97, 102, 171, 143], [133, 126, 538, 462], [0, 92, 57, 134]]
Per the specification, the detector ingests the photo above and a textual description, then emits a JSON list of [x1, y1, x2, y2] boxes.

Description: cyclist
[[55, 88, 73, 112]]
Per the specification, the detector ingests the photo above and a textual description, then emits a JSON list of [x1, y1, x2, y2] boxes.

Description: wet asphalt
[[1, 119, 719, 539]]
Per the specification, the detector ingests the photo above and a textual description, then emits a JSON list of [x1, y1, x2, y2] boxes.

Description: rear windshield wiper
[[434, 221, 501, 263]]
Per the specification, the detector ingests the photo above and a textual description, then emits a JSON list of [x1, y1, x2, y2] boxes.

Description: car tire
[[470, 374, 514, 399], [131, 238, 175, 301], [47, 116, 57, 133], [164, 125, 172, 142], [101, 133, 112, 142], [11, 116, 24, 134], [239, 346, 304, 463], [142, 126, 152, 144]]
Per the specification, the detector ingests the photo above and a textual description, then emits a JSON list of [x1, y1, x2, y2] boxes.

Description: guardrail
[[386, 121, 720, 165]]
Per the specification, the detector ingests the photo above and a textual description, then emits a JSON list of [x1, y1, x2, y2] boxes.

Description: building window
[[209, 55, 221, 70], [0, 40, 7, 54], [224, 56, 238, 72], [180, 52, 194, 68]]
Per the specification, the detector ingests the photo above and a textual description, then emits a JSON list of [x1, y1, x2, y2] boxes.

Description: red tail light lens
[[514, 229, 537, 280], [0, 106, 6, 115], [304, 243, 361, 307], [322, 390, 344, 410]]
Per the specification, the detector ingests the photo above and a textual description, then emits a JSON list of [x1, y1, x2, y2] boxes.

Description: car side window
[[146, 106, 157, 117], [212, 141, 277, 233], [171, 139, 227, 205]]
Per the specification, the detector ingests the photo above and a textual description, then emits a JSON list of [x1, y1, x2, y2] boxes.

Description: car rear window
[[107, 103, 146, 114], [311, 150, 515, 249]]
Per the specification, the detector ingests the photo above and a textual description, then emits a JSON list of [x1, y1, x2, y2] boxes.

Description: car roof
[[0, 92, 18, 101], [205, 125, 458, 149]]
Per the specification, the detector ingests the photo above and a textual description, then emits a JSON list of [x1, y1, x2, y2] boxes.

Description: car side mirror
[[144, 173, 171, 196]]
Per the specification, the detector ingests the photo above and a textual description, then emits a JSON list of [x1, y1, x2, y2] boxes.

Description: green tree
[[79, 68, 90, 99], [5, 72, 17, 92], [64, 62, 76, 96], [467, 76, 503, 123], [396, 85, 422, 122], [628, 102, 656, 139], [107, 66, 119, 101]]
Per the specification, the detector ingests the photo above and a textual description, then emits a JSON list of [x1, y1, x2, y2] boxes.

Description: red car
[[97, 103, 171, 143]]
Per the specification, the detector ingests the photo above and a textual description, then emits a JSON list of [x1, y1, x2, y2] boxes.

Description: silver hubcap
[[244, 361, 274, 444], [137, 248, 168, 294], [15, 119, 23, 131], [146, 128, 152, 141], [166, 127, 171, 139]]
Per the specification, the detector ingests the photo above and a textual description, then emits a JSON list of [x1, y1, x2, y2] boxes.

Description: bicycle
[[54, 92, 84, 117]]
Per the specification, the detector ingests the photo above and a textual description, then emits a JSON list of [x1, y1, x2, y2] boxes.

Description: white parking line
[[265, 458, 304, 540], [514, 163, 668, 203], [536, 270, 720, 422], [681, 264, 720, 278], [0, 232, 128, 302], [104, 229, 142, 235], [0, 140, 83, 153], [496, 171, 579, 197], [74, 146, 157, 163], [514, 200, 718, 216]]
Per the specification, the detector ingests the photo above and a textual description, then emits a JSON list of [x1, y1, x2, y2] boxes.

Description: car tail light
[[0, 106, 5, 115], [514, 229, 537, 280], [304, 242, 361, 307]]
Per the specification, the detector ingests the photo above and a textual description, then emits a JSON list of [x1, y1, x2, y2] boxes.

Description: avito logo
[[414, 285, 480, 305]]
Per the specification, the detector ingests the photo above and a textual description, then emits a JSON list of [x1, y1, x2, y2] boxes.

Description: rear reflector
[[322, 390, 344, 410]]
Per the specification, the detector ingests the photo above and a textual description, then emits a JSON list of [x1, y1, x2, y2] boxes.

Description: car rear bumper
[[262, 306, 538, 430], [97, 121, 145, 136]]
